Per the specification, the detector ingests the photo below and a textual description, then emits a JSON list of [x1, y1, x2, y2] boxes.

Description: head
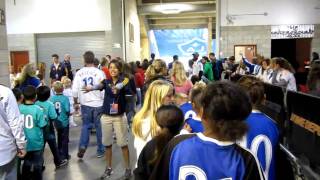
[[307, 63, 320, 91], [17, 63, 37, 84], [190, 75, 200, 85], [62, 77, 72, 88], [136, 61, 141, 68], [145, 59, 167, 81], [274, 57, 293, 72], [142, 59, 149, 70], [52, 54, 59, 64], [132, 80, 174, 138], [122, 63, 133, 78], [312, 52, 319, 61], [262, 58, 270, 70], [53, 81, 64, 94], [171, 61, 187, 86], [238, 76, 265, 109], [209, 52, 216, 61], [151, 53, 155, 59], [83, 51, 95, 65], [129, 61, 138, 73], [36, 86, 51, 102], [201, 56, 209, 64], [101, 57, 109, 67], [64, 54, 71, 61], [200, 82, 251, 141], [12, 88, 23, 103], [106, 54, 111, 61], [173, 55, 178, 62], [192, 52, 199, 60], [22, 85, 37, 102], [109, 59, 123, 78], [93, 58, 100, 68], [174, 93, 189, 106], [228, 56, 235, 64], [190, 82, 206, 114]]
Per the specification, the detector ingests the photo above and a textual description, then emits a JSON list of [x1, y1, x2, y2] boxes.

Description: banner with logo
[[271, 24, 314, 39]]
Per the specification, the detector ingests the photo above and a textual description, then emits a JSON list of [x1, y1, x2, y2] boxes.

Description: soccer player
[[19, 85, 47, 179], [50, 81, 70, 160], [150, 82, 265, 180], [238, 76, 279, 180], [36, 86, 68, 168]]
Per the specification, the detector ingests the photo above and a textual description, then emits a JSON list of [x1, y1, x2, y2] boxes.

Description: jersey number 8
[[55, 102, 62, 115]]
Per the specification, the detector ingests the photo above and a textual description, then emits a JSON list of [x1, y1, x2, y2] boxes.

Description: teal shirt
[[35, 100, 58, 140], [19, 104, 47, 152], [50, 94, 70, 128]]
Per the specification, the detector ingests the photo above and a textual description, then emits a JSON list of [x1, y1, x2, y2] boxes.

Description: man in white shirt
[[0, 85, 26, 179], [72, 51, 106, 159]]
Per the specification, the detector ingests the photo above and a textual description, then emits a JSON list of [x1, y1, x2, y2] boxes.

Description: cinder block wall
[[7, 34, 37, 63], [220, 25, 271, 58], [0, 0, 9, 86]]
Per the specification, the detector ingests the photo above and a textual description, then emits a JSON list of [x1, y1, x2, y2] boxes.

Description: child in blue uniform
[[36, 86, 68, 168], [150, 82, 265, 180], [19, 85, 47, 180], [50, 81, 70, 160], [238, 76, 279, 180]]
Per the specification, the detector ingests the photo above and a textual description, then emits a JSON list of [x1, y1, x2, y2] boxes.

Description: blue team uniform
[[180, 102, 203, 133], [150, 133, 265, 180], [179, 102, 195, 120], [49, 63, 67, 81], [243, 111, 279, 180]]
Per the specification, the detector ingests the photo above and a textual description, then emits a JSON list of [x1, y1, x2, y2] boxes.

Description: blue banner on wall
[[149, 28, 215, 65]]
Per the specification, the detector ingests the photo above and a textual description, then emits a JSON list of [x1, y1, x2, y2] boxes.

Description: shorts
[[100, 114, 128, 147]]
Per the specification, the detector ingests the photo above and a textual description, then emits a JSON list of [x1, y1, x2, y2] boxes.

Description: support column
[[208, 17, 213, 55], [0, 0, 10, 86], [110, 0, 125, 59], [215, 0, 221, 58]]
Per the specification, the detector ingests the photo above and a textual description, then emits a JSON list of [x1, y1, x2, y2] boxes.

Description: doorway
[[10, 51, 29, 74]]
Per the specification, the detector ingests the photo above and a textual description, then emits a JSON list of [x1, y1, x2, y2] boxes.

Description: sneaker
[[56, 159, 68, 169], [124, 168, 131, 180], [97, 151, 104, 158], [77, 148, 86, 159], [100, 167, 113, 179]]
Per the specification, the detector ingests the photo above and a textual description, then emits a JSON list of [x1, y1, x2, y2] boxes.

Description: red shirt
[[102, 67, 111, 80], [134, 72, 144, 88]]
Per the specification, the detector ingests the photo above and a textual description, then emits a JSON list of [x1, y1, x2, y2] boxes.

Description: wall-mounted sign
[[271, 25, 314, 39]]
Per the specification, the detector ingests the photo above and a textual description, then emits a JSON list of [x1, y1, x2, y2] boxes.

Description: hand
[[17, 149, 26, 158], [183, 123, 192, 133], [82, 85, 92, 92]]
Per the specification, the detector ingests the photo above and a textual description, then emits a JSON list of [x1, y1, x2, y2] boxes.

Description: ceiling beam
[[141, 0, 215, 4], [149, 24, 212, 29], [138, 4, 215, 15], [147, 12, 215, 19], [149, 18, 211, 25]]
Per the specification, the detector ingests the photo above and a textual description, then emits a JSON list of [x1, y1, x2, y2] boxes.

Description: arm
[[5, 89, 26, 151], [242, 57, 255, 73]]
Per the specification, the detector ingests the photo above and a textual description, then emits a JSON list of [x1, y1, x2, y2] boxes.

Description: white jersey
[[72, 67, 105, 107], [276, 69, 297, 91]]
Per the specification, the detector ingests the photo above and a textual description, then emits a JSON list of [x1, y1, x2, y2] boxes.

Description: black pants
[[57, 127, 69, 160], [45, 138, 62, 165], [22, 150, 43, 180]]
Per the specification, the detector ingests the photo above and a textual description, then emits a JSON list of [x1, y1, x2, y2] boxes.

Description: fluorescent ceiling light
[[154, 3, 193, 14]]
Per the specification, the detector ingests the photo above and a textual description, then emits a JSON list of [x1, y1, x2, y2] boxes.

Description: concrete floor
[[42, 116, 136, 180]]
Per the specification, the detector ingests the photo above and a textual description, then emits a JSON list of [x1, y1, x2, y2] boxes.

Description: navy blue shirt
[[102, 76, 131, 116], [50, 63, 67, 81], [63, 60, 73, 81]]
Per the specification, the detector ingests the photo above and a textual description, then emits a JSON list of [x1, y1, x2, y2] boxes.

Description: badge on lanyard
[[110, 102, 119, 114]]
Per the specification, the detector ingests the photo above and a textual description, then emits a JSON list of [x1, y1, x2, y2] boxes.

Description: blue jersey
[[242, 112, 279, 180], [185, 117, 203, 133], [151, 133, 265, 180], [179, 102, 196, 120], [50, 94, 70, 128]]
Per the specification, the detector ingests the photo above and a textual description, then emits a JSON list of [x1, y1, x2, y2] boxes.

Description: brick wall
[[0, 0, 9, 86], [312, 24, 320, 54], [7, 34, 37, 63]]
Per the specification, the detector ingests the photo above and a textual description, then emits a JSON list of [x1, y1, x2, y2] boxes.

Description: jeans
[[45, 138, 62, 165], [0, 157, 17, 180], [79, 105, 104, 154], [57, 127, 69, 160], [22, 150, 43, 180], [136, 88, 141, 107]]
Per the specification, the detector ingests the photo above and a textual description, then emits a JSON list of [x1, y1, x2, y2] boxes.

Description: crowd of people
[[1, 49, 320, 180]]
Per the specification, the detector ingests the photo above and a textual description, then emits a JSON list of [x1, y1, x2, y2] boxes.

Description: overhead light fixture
[[154, 3, 193, 14]]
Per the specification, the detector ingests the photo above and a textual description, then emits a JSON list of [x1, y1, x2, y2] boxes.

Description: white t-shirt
[[192, 60, 203, 76], [72, 67, 105, 107], [276, 69, 297, 91], [133, 117, 152, 163]]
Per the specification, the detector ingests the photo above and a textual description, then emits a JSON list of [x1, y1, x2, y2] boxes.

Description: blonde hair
[[145, 59, 167, 81], [171, 61, 187, 86], [61, 76, 72, 88], [132, 80, 173, 139], [15, 63, 37, 85], [53, 81, 64, 93]]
